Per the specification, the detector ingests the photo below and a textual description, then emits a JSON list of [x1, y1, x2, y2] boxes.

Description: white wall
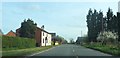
[[118, 1, 120, 12], [41, 31, 51, 46], [46, 34, 52, 45]]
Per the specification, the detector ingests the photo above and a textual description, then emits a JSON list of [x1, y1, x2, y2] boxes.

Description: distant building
[[118, 1, 120, 12], [76, 37, 83, 44], [49, 33, 56, 37], [16, 27, 52, 47], [49, 33, 60, 45], [6, 30, 16, 37]]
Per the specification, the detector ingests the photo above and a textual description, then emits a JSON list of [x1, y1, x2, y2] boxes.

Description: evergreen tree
[[86, 8, 93, 42], [112, 15, 118, 32], [86, 8, 119, 42], [20, 18, 37, 38], [117, 12, 120, 41], [96, 10, 103, 32], [86, 9, 99, 42], [91, 9, 98, 42], [106, 8, 113, 31]]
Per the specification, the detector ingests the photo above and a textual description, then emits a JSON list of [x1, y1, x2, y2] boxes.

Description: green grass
[[0, 36, 1, 39], [82, 43, 120, 56], [2, 46, 53, 56]]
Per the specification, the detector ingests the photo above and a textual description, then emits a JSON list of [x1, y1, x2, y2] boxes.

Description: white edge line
[[26, 47, 55, 58]]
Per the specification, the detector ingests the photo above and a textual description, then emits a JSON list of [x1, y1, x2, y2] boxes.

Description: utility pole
[[81, 31, 82, 37]]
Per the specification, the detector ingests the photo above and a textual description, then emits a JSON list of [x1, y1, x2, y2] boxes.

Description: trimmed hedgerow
[[2, 36, 36, 50]]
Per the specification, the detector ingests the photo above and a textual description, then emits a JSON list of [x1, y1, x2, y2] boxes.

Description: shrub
[[2, 36, 36, 49], [97, 31, 118, 44]]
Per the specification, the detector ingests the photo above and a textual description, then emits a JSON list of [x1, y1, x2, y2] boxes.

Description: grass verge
[[82, 43, 120, 56], [2, 46, 54, 56]]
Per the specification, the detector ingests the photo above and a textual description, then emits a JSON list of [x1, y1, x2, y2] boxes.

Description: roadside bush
[[97, 31, 118, 45], [2, 36, 36, 49]]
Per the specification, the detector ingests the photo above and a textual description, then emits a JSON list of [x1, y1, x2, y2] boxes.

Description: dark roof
[[16, 27, 51, 34], [36, 27, 50, 34], [49, 33, 56, 37]]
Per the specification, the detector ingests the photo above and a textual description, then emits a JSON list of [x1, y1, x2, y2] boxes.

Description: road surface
[[28, 44, 112, 58], [29, 44, 116, 58]]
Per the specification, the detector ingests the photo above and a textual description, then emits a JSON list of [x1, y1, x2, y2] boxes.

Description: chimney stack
[[41, 25, 44, 30]]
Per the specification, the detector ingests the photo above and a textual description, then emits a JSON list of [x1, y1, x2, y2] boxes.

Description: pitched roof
[[6, 30, 16, 37]]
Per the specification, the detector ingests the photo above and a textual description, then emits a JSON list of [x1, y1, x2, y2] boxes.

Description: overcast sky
[[1, 0, 119, 41]]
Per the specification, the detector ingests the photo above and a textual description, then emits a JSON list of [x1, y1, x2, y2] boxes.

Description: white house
[[41, 31, 52, 46], [35, 27, 52, 47]]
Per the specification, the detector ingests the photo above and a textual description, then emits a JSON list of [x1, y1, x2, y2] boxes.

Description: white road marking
[[73, 49, 75, 52], [76, 56, 78, 58], [26, 47, 55, 58]]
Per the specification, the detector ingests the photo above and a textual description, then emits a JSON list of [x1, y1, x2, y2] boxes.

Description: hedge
[[2, 36, 36, 49]]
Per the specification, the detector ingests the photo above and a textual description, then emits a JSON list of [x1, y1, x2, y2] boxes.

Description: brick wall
[[35, 28, 42, 47]]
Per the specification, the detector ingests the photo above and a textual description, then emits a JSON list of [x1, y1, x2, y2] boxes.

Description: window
[[45, 37, 48, 43]]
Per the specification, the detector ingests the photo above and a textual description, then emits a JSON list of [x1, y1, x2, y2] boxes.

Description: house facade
[[16, 27, 52, 47], [35, 27, 52, 47], [41, 31, 51, 46]]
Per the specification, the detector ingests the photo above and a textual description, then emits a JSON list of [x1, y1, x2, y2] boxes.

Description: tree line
[[86, 8, 119, 42]]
